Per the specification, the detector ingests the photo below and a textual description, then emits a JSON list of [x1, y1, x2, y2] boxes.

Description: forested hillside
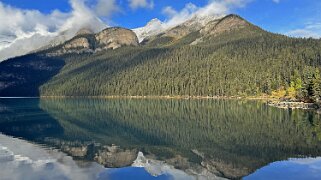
[[0, 54, 64, 96], [1, 14, 321, 101]]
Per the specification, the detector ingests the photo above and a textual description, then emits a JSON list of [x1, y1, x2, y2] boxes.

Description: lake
[[1, 98, 321, 180]]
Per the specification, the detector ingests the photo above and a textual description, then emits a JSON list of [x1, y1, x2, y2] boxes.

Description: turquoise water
[[1, 98, 321, 179]]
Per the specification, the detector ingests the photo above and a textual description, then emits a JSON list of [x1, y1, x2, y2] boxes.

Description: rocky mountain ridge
[[45, 14, 250, 56], [133, 15, 224, 43], [47, 27, 139, 56]]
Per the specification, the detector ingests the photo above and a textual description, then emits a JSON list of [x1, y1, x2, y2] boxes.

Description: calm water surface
[[1, 98, 321, 180]]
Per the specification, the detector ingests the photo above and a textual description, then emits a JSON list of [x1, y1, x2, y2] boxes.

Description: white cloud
[[0, 134, 105, 180], [162, 6, 177, 18], [0, 0, 113, 61], [58, 0, 107, 37], [287, 29, 320, 38], [286, 22, 321, 38], [161, 0, 252, 28], [128, 0, 154, 10], [95, 0, 120, 17], [162, 3, 199, 28], [134, 0, 252, 42]]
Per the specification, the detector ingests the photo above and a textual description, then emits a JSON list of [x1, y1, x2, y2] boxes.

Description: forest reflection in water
[[1, 98, 321, 179]]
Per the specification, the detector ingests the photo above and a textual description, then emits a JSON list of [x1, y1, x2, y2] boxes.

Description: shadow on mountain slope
[[0, 54, 65, 97]]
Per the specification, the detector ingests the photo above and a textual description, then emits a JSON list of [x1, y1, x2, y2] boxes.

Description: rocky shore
[[267, 101, 319, 110]]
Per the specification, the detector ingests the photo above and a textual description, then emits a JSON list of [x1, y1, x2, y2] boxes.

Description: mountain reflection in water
[[1, 98, 321, 179]]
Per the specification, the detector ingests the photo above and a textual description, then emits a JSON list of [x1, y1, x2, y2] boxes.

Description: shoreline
[[39, 95, 278, 101], [39, 95, 321, 112], [267, 100, 319, 110], [2, 95, 319, 111]]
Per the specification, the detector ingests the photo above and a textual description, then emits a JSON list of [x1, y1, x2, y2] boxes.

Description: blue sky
[[0, 0, 320, 60], [1, 0, 320, 37]]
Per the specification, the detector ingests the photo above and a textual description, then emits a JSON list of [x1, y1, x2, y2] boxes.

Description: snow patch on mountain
[[133, 15, 223, 42], [132, 152, 194, 179], [133, 18, 165, 42], [132, 152, 225, 180]]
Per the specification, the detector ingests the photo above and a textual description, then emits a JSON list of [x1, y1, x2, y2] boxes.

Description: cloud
[[134, 0, 253, 42], [95, 0, 120, 17], [161, 3, 199, 28], [128, 0, 154, 10], [286, 22, 321, 38], [161, 0, 252, 28], [0, 134, 105, 180], [58, 0, 107, 37], [162, 6, 177, 18], [0, 0, 112, 61]]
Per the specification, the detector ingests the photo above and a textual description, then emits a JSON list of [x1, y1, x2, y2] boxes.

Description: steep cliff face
[[164, 15, 223, 39], [200, 14, 250, 37], [140, 15, 222, 46], [64, 38, 91, 49], [75, 28, 94, 36], [48, 27, 139, 56], [95, 27, 139, 50]]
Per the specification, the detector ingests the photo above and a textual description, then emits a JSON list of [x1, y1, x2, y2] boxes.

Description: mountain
[[133, 15, 223, 44], [33, 28, 97, 53], [133, 18, 165, 42], [46, 27, 139, 56], [0, 27, 138, 96], [0, 14, 321, 100]]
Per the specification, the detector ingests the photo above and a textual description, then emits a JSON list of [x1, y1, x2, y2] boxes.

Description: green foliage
[[300, 67, 321, 102], [39, 29, 321, 100]]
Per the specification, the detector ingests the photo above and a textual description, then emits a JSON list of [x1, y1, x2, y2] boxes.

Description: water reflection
[[0, 134, 104, 180], [0, 134, 197, 180], [1, 98, 321, 179], [245, 157, 321, 180]]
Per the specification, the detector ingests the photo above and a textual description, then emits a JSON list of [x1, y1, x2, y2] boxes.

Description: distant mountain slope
[[0, 14, 321, 99], [0, 54, 64, 97]]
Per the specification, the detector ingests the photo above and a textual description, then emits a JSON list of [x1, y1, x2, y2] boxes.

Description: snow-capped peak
[[189, 14, 224, 26], [133, 18, 165, 42], [133, 15, 224, 42], [146, 18, 162, 26]]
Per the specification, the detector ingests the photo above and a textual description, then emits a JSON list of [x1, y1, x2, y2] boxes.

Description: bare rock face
[[143, 15, 222, 44], [189, 14, 250, 45], [47, 27, 139, 56], [62, 145, 88, 157], [76, 28, 94, 36], [50, 37, 94, 56], [200, 14, 249, 36], [63, 37, 91, 50], [95, 27, 139, 50], [165, 15, 221, 39], [94, 145, 138, 168]]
